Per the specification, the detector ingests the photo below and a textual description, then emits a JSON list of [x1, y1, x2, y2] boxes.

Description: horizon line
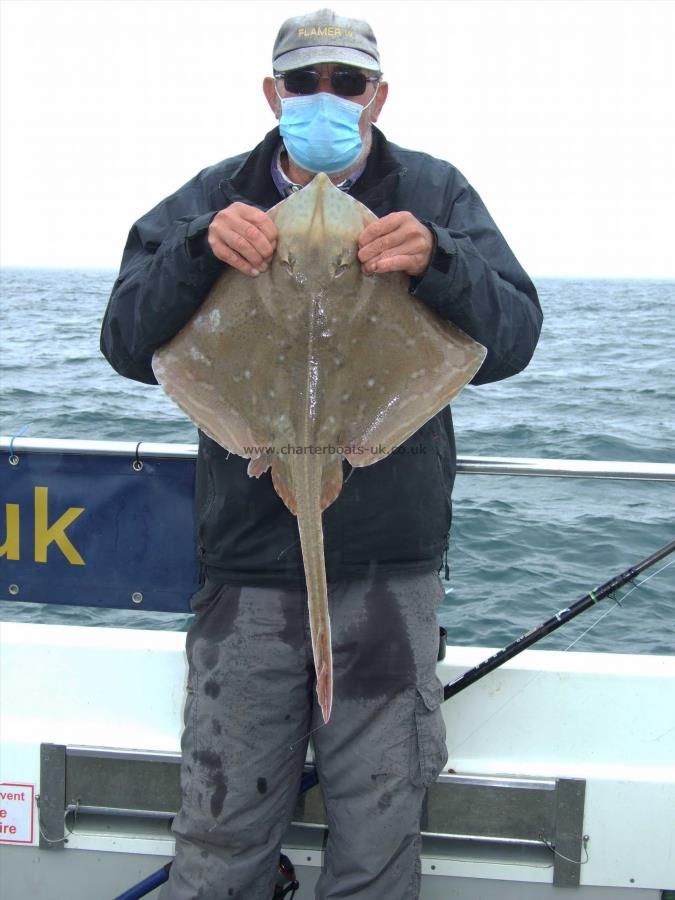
[[0, 265, 673, 283]]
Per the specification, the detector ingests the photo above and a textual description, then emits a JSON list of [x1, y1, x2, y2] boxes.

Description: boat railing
[[3, 436, 675, 481], [2, 435, 673, 614]]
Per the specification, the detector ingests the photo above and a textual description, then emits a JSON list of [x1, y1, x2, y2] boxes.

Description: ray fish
[[152, 173, 486, 723]]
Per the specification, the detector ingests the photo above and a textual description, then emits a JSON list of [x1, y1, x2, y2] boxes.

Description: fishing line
[[289, 720, 327, 752], [446, 668, 546, 756], [446, 549, 675, 756], [277, 539, 300, 560], [613, 555, 675, 599], [557, 603, 618, 653], [444, 538, 675, 701], [286, 549, 675, 766], [559, 556, 675, 653]]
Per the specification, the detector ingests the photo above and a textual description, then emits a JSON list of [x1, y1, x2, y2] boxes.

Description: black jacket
[[101, 127, 542, 586]]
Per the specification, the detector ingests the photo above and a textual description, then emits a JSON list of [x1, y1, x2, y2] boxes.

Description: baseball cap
[[272, 8, 380, 74]]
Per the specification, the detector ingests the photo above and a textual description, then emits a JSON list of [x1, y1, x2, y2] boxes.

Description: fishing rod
[[115, 537, 675, 900], [444, 537, 675, 700]]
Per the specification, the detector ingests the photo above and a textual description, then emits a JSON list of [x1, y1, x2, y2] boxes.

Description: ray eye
[[283, 255, 296, 275], [334, 262, 350, 278]]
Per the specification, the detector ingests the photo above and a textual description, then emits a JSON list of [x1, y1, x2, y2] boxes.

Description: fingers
[[357, 214, 404, 257], [207, 206, 433, 278], [208, 203, 278, 276], [358, 212, 433, 277], [364, 253, 430, 276]]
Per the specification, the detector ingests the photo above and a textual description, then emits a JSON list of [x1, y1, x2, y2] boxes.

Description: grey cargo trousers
[[160, 572, 448, 899]]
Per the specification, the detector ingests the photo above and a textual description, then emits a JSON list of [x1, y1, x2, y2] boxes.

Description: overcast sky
[[1, 0, 674, 278]]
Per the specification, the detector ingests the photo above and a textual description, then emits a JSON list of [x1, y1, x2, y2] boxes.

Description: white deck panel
[[1, 621, 674, 893]]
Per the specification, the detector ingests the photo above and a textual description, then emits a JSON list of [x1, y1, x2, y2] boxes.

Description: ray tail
[[291, 455, 333, 724]]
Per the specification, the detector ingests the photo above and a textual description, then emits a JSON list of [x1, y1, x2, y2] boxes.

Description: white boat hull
[[1, 622, 673, 898]]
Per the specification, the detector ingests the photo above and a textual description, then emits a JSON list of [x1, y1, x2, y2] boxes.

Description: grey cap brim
[[274, 46, 380, 73]]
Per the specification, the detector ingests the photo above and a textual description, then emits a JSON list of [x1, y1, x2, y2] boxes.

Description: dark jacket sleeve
[[100, 172, 225, 385], [410, 176, 543, 385]]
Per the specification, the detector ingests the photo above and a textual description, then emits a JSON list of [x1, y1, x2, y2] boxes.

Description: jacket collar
[[219, 128, 283, 210], [350, 126, 402, 216], [219, 126, 402, 217]]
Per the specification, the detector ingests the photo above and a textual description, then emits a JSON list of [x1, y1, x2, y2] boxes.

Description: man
[[101, 9, 542, 899]]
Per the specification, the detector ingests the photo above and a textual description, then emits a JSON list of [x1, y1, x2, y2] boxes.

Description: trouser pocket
[[188, 579, 226, 616], [412, 677, 448, 787]]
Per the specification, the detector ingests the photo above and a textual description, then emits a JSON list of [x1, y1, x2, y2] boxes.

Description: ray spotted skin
[[152, 174, 486, 722]]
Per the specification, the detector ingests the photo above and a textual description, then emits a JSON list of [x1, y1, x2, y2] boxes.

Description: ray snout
[[276, 173, 362, 248]]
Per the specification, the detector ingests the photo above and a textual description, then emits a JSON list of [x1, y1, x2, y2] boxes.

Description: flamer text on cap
[[273, 8, 380, 74]]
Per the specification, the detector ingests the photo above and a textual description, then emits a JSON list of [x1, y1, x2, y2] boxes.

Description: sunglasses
[[276, 68, 380, 98]]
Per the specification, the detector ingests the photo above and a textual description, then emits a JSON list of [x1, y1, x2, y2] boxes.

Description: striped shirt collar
[[271, 143, 366, 198]]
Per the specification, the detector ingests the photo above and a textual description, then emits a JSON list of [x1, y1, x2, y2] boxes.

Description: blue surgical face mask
[[278, 88, 378, 175]]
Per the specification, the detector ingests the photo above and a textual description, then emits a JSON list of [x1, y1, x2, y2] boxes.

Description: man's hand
[[208, 203, 277, 277], [357, 212, 434, 277]]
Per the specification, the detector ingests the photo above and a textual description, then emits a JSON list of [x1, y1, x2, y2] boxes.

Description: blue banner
[[1, 449, 199, 613]]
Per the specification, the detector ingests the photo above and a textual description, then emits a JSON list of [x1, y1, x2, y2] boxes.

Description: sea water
[[1, 269, 673, 655]]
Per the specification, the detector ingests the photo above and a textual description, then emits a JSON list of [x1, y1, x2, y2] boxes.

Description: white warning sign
[[0, 783, 35, 843]]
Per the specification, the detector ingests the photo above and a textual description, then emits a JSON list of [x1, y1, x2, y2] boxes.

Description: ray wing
[[320, 270, 486, 466], [152, 265, 301, 460]]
